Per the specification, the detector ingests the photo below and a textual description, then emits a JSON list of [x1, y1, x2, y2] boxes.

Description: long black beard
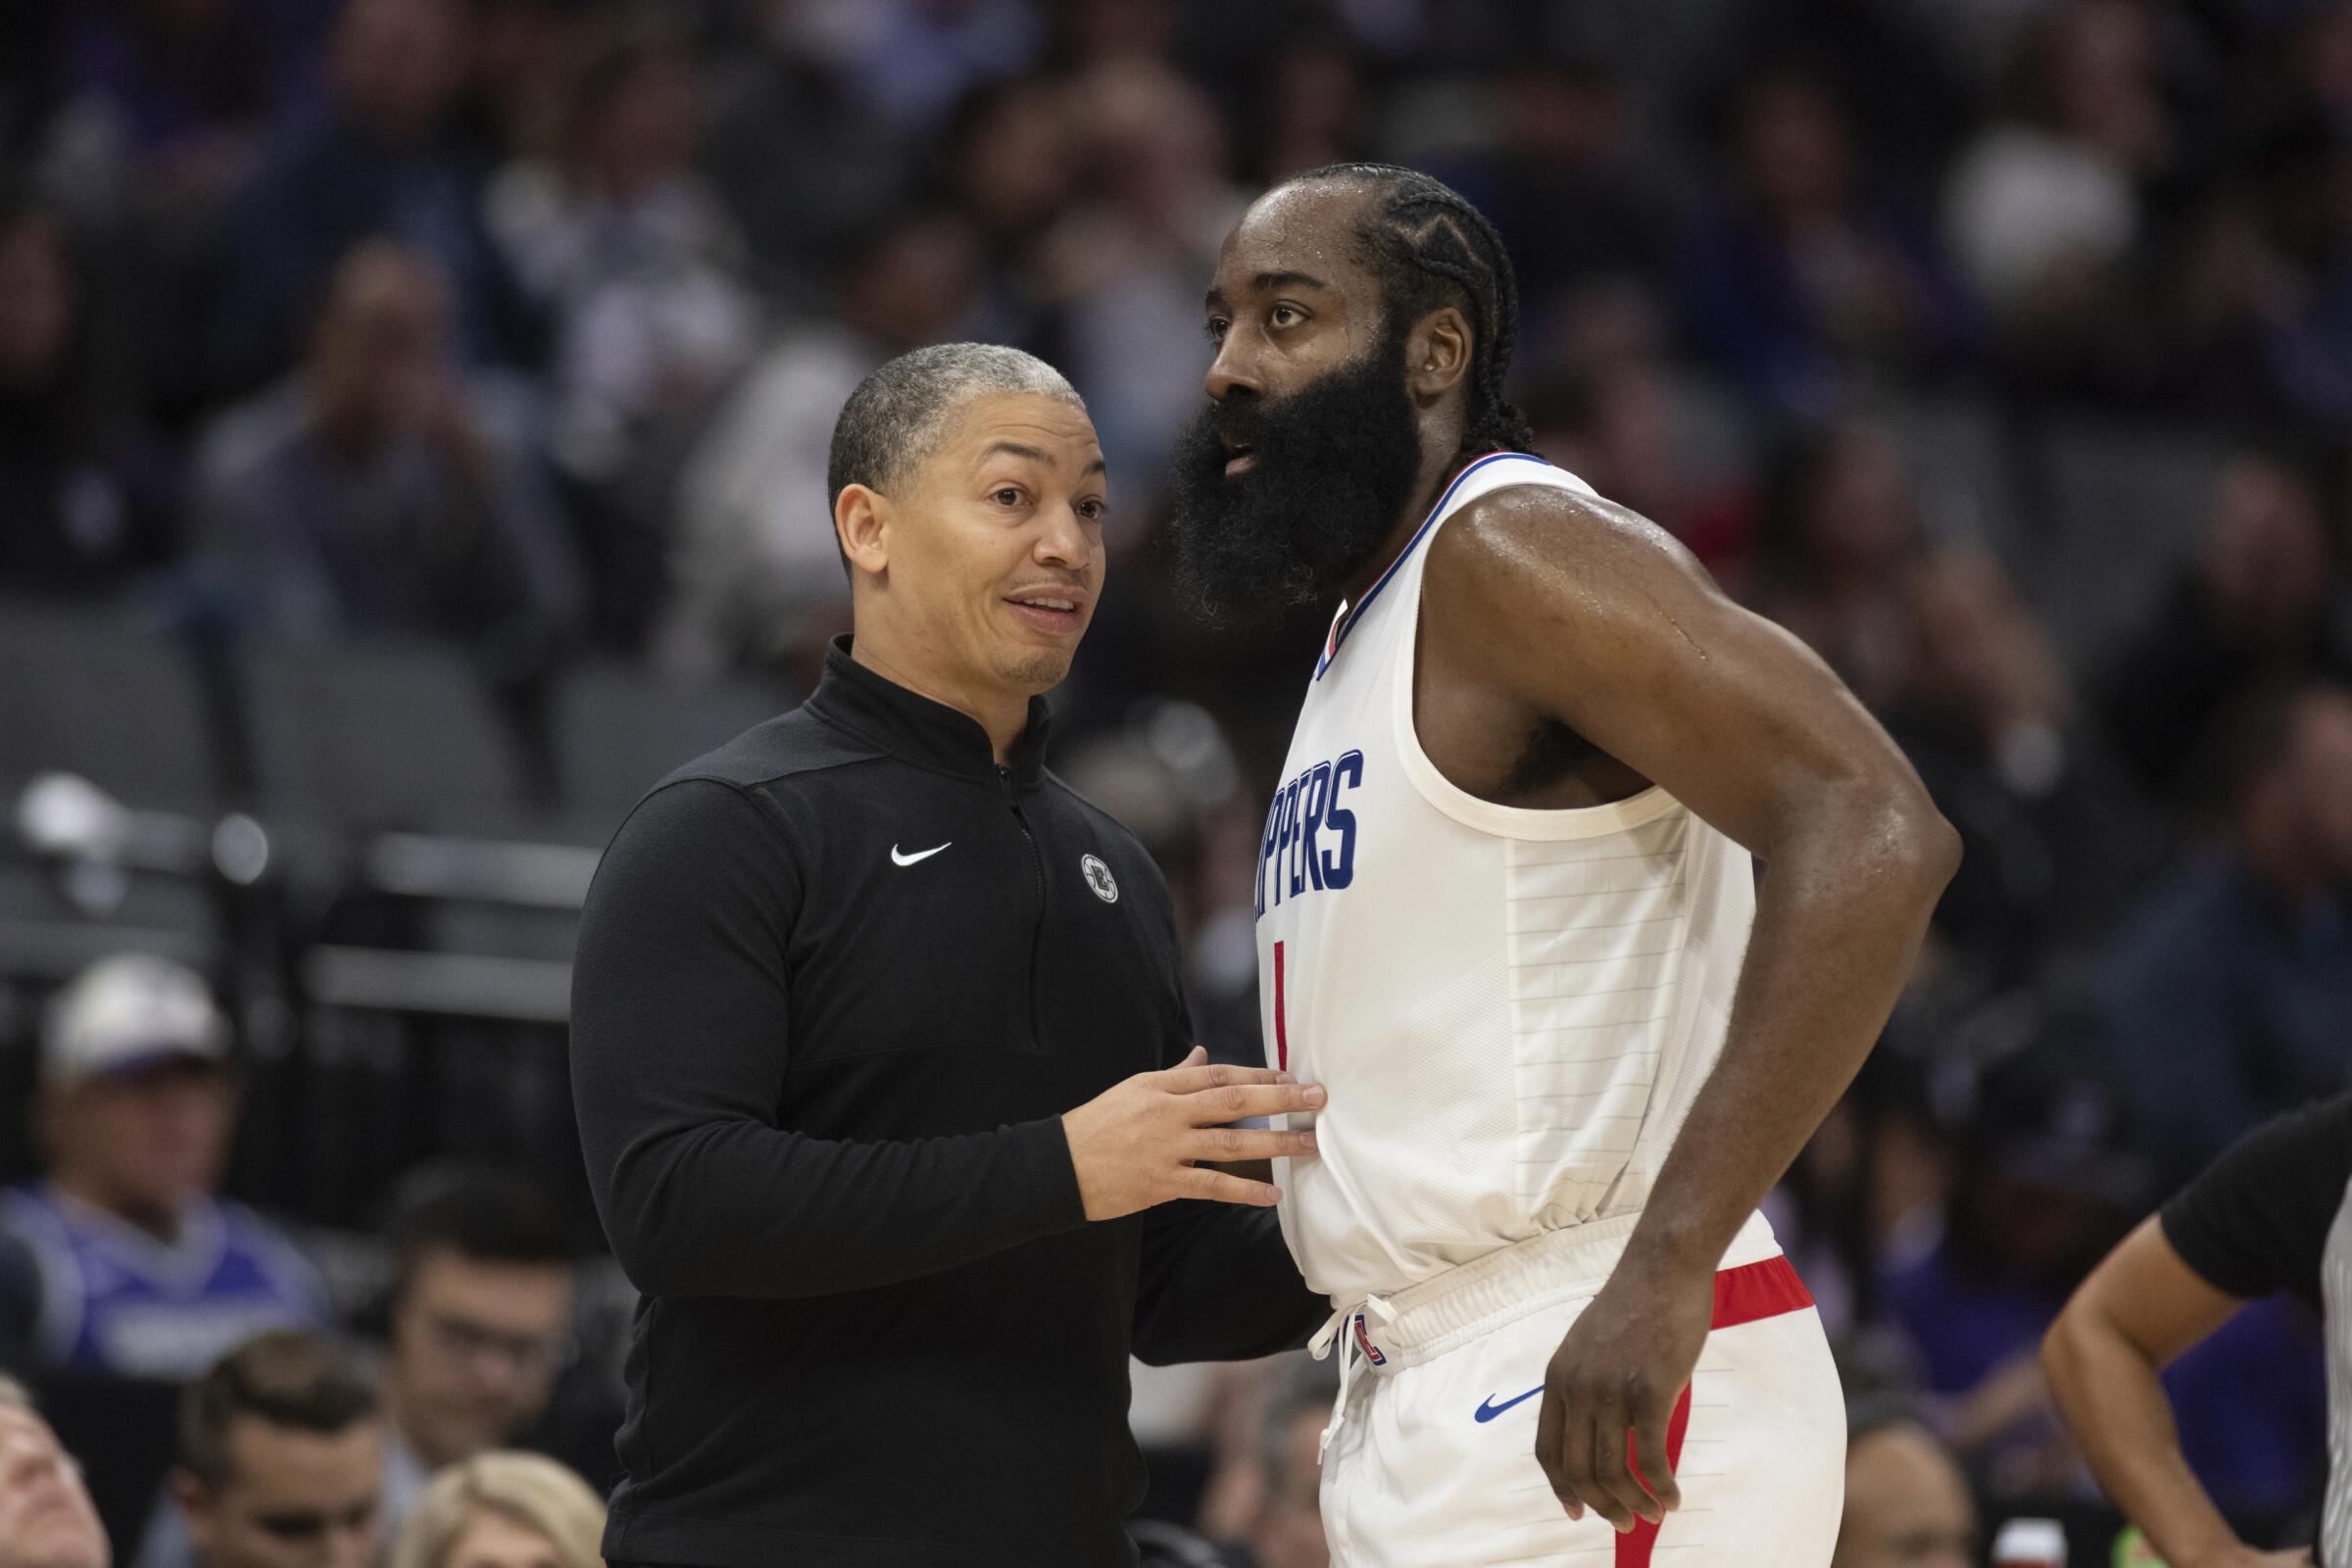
[[1165, 329, 1427, 626]]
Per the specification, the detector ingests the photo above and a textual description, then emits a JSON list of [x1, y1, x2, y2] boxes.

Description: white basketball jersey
[[1255, 451, 1759, 1306]]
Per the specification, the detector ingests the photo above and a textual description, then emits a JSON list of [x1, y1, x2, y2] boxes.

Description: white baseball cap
[[41, 955, 229, 1087]]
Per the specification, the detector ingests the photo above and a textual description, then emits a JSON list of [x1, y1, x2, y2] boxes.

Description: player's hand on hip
[[1061, 1047, 1323, 1221], [1534, 1254, 1713, 1532]]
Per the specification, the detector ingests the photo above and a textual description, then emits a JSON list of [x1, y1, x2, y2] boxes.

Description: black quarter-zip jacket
[[570, 638, 1325, 1568]]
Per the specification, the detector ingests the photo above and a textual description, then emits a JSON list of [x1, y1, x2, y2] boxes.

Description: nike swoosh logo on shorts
[[890, 842, 951, 867], [1473, 1386, 1544, 1423]]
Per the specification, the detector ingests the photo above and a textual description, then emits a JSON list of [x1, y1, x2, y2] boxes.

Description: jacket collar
[[806, 636, 1054, 787]]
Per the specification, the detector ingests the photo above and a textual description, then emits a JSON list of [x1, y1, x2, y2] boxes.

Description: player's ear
[[1405, 306, 1472, 404], [835, 483, 892, 579]]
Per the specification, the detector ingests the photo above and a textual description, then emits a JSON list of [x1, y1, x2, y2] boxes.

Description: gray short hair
[[825, 343, 1084, 538]]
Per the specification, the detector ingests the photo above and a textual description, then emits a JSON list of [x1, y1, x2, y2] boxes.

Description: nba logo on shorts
[[1352, 1313, 1386, 1365]]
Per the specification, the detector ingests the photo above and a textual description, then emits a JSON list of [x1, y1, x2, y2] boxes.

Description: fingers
[[1159, 1060, 1291, 1096], [1181, 1165, 1282, 1206], [1187, 1126, 1319, 1162], [1556, 1393, 1600, 1524], [1542, 1369, 1670, 1532], [1583, 1412, 1658, 1532], [1534, 1387, 1583, 1522], [1629, 1391, 1680, 1518], [1168, 1080, 1328, 1124], [1580, 1382, 1674, 1523]]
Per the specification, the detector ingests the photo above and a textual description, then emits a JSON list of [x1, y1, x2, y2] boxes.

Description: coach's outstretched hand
[[1535, 1253, 1713, 1532], [1062, 1047, 1323, 1221]]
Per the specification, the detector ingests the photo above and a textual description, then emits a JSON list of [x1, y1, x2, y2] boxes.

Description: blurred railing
[[0, 593, 791, 1228]]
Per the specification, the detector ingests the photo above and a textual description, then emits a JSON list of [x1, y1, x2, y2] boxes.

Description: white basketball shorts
[[1311, 1210, 1844, 1568]]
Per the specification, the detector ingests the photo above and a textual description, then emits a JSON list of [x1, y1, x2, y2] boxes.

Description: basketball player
[[1168, 165, 1960, 1566]]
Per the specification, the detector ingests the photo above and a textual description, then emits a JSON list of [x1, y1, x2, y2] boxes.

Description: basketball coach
[[569, 344, 1329, 1568]]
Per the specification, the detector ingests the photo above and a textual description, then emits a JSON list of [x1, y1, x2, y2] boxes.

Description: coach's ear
[[835, 482, 892, 580]]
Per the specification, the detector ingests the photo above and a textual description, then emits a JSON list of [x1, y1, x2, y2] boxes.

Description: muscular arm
[[1422, 488, 1958, 1526], [2042, 1219, 2286, 1568], [1430, 487, 1955, 1289]]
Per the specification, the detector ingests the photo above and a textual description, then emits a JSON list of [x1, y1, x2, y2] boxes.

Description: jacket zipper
[[1001, 763, 1047, 1048]]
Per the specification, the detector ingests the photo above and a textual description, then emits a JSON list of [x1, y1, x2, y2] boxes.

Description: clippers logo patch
[[1080, 854, 1119, 904]]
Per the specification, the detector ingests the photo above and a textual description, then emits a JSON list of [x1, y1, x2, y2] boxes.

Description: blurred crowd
[[4, 0, 2352, 1560]]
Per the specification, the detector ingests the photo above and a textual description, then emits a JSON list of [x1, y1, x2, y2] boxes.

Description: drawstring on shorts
[[1307, 1294, 1395, 1461]]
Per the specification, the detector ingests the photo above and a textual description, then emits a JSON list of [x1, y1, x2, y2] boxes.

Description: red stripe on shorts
[[1614, 1253, 1813, 1567], [1711, 1253, 1814, 1330], [1616, 1385, 1691, 1567]]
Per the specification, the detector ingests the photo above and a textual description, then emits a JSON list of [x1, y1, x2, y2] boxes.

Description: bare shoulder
[[1422, 480, 1720, 632]]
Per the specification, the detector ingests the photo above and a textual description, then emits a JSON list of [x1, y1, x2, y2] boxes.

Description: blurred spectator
[[386, 1451, 603, 1568], [373, 1170, 579, 1530], [1878, 1062, 2141, 1494], [163, 1330, 381, 1568], [1831, 1409, 1975, 1568], [0, 1373, 111, 1568], [1522, 359, 1760, 591], [2101, 450, 2347, 799], [1714, 0, 1979, 193], [698, 7, 911, 291], [1677, 69, 1977, 417], [484, 30, 758, 644], [1241, 27, 1364, 184], [654, 208, 983, 678], [1766, 1050, 1962, 1341], [138, 1170, 581, 1568], [2096, 681, 2352, 1188], [0, 187, 181, 597], [485, 33, 752, 443], [1052, 0, 1188, 72], [1438, 53, 1670, 335], [1884, 547, 2164, 988], [189, 240, 583, 659], [1239, 1355, 1335, 1568], [2160, 106, 2352, 424], [0, 956, 327, 1382], [1035, 60, 1246, 500], [2220, 101, 2352, 428], [208, 0, 534, 393], [1748, 421, 1926, 710], [32, 0, 282, 229], [934, 76, 1079, 342], [2279, 0, 2352, 132], [1194, 1351, 1336, 1568], [1943, 1, 2161, 343], [449, 0, 570, 171], [779, 0, 1044, 136]]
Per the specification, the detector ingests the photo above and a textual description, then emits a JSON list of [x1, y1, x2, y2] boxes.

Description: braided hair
[[1279, 163, 1537, 463]]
